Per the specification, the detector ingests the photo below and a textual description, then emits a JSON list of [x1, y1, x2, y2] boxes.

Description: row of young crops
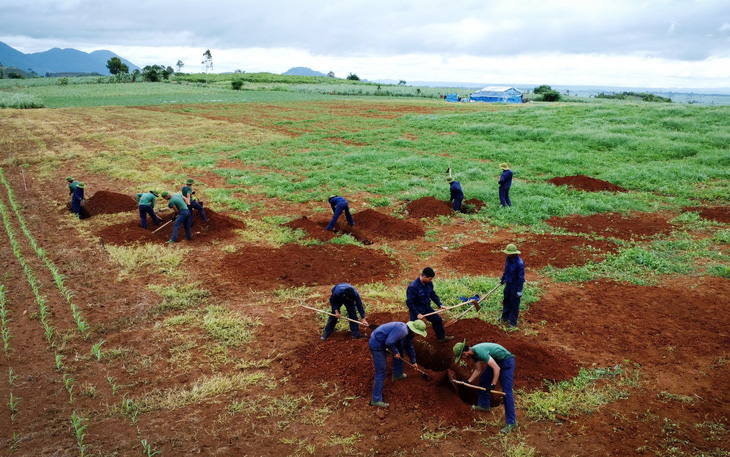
[[0, 168, 159, 456]]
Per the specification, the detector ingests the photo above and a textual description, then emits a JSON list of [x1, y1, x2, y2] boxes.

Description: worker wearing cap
[[136, 190, 161, 229], [66, 177, 78, 199], [406, 267, 454, 343], [498, 163, 513, 207], [369, 320, 427, 407], [447, 177, 464, 212], [325, 195, 354, 231], [71, 182, 86, 217], [321, 283, 369, 341], [162, 191, 191, 243], [181, 178, 208, 223], [500, 244, 525, 328], [453, 340, 517, 434]]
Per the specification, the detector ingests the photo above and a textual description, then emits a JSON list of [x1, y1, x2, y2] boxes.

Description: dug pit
[[546, 212, 675, 240], [295, 209, 424, 244], [547, 175, 627, 192], [405, 196, 486, 218]]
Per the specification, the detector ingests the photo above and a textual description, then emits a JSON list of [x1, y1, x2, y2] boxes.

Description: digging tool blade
[[387, 349, 430, 380], [444, 283, 503, 328]]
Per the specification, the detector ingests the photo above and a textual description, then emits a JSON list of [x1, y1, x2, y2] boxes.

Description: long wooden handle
[[386, 349, 428, 376], [422, 299, 477, 318], [299, 305, 366, 326], [453, 380, 507, 396], [151, 220, 172, 234], [451, 283, 503, 321]]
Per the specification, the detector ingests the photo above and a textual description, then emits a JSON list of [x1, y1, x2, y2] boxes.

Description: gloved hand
[[462, 379, 470, 384], [500, 279, 505, 285], [172, 214, 178, 221], [516, 292, 522, 297], [489, 384, 496, 392], [191, 191, 196, 195]]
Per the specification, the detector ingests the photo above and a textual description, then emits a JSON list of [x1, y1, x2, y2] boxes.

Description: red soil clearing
[[95, 209, 244, 245], [405, 196, 487, 218], [296, 311, 578, 426], [547, 175, 627, 192], [446, 236, 619, 275], [215, 244, 398, 290], [333, 208, 424, 243], [682, 206, 730, 223], [283, 216, 339, 242], [546, 212, 675, 240]]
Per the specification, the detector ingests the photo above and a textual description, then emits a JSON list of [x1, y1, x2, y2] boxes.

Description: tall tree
[[176, 60, 184, 73], [106, 57, 129, 75], [202, 49, 213, 83]]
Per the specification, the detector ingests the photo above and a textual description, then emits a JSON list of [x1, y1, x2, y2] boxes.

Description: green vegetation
[[0, 91, 45, 108], [597, 91, 672, 103]]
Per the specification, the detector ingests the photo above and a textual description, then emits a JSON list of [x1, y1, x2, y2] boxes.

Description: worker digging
[[136, 190, 161, 229], [162, 190, 192, 243], [71, 182, 86, 218], [406, 267, 454, 343], [181, 178, 208, 224], [446, 167, 464, 212], [321, 283, 369, 340], [325, 195, 354, 231]]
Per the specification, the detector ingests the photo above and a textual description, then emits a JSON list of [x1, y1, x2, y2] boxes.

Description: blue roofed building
[[469, 86, 523, 103]]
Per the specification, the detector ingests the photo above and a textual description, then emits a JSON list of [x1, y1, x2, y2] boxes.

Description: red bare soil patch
[[548, 175, 627, 192], [546, 212, 675, 240], [95, 209, 244, 245], [297, 311, 578, 426], [215, 244, 398, 290], [682, 206, 730, 223], [446, 236, 618, 275], [405, 196, 487, 218], [334, 208, 424, 243], [86, 190, 138, 216], [283, 216, 338, 242]]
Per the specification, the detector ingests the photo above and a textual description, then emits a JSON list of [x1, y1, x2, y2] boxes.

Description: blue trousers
[[322, 302, 361, 339], [408, 307, 446, 340], [501, 284, 521, 327], [370, 347, 404, 403], [499, 187, 512, 207], [453, 196, 463, 212], [139, 204, 160, 229], [479, 356, 516, 424], [170, 209, 192, 241], [71, 197, 82, 216], [189, 200, 208, 222], [326, 202, 354, 230]]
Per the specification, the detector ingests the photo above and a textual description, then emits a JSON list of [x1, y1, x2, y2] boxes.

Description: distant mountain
[[0, 41, 139, 76], [282, 66, 326, 77]]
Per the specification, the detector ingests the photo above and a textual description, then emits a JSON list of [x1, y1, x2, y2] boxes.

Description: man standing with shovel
[[500, 243, 525, 328], [369, 320, 427, 408], [453, 340, 517, 434], [321, 284, 368, 340], [406, 267, 454, 343]]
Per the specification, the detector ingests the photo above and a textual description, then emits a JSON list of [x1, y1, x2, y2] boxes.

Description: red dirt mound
[[296, 311, 578, 425], [283, 216, 338, 242], [546, 212, 675, 240], [85, 190, 139, 216], [95, 208, 244, 245], [405, 197, 487, 218], [548, 175, 627, 192], [682, 206, 730, 223], [215, 244, 398, 290], [333, 208, 424, 243], [446, 236, 619, 275]]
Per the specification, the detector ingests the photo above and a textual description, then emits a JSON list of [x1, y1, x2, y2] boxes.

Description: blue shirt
[[499, 169, 513, 189], [369, 322, 417, 363], [501, 256, 525, 293], [329, 283, 365, 318], [329, 196, 348, 212], [406, 277, 443, 314], [450, 181, 463, 200], [72, 186, 85, 201]]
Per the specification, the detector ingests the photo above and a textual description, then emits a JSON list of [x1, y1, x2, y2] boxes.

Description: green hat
[[453, 339, 467, 363], [161, 191, 170, 198], [76, 182, 86, 189], [150, 190, 160, 197], [447, 177, 454, 183], [503, 243, 520, 255], [406, 320, 427, 337], [185, 178, 194, 185], [499, 163, 510, 170], [66, 176, 74, 182]]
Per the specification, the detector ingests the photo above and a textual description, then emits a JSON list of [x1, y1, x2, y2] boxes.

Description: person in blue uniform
[[321, 283, 369, 340], [447, 177, 464, 212], [181, 178, 208, 223], [406, 267, 454, 343], [500, 244, 525, 328], [71, 182, 86, 217], [136, 190, 161, 229], [453, 340, 517, 434], [325, 195, 354, 231], [498, 163, 513, 207], [369, 320, 427, 407]]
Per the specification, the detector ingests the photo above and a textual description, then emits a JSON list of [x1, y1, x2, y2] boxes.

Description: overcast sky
[[2, 0, 729, 88]]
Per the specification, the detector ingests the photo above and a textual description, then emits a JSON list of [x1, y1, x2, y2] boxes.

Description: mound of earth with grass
[[215, 244, 398, 290], [283, 216, 339, 242], [682, 206, 730, 223], [95, 208, 244, 245], [404, 197, 487, 218], [548, 175, 627, 192], [546, 212, 675, 240], [446, 236, 619, 275], [331, 208, 424, 243], [295, 310, 578, 425]]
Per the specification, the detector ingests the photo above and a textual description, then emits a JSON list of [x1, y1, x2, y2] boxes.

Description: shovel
[[386, 349, 431, 380], [444, 283, 503, 328], [447, 370, 506, 396], [421, 297, 480, 318], [299, 305, 376, 329], [151, 219, 173, 234]]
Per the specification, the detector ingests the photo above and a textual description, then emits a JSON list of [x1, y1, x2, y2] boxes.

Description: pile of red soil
[[682, 206, 730, 223], [546, 212, 675, 240], [296, 311, 578, 425], [283, 216, 338, 242], [333, 208, 424, 243], [85, 190, 139, 216], [548, 175, 627, 192], [215, 244, 398, 290], [445, 236, 619, 275], [405, 197, 487, 218], [95, 209, 244, 245]]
